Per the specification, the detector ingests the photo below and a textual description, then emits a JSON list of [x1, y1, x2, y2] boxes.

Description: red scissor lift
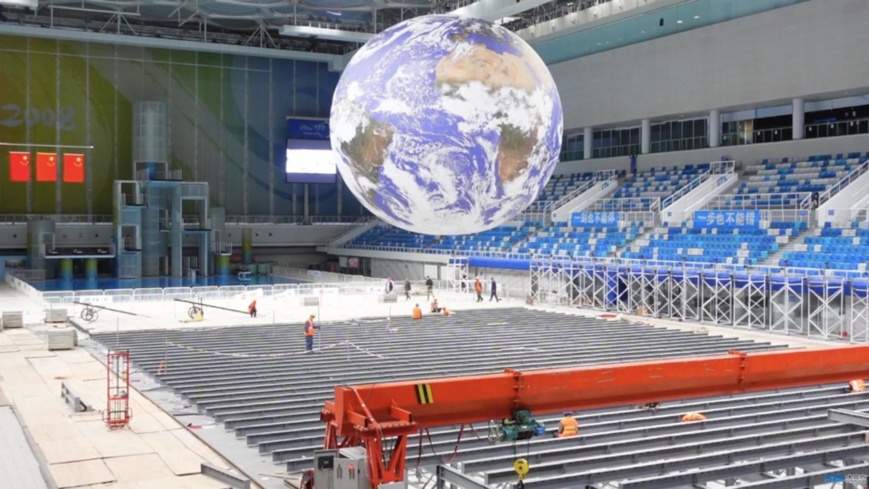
[[105, 350, 131, 428]]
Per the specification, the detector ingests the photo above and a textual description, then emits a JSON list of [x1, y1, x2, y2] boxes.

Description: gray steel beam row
[[88, 308, 859, 489], [281, 393, 869, 470], [730, 462, 869, 488], [617, 445, 869, 489], [518, 438, 868, 488]]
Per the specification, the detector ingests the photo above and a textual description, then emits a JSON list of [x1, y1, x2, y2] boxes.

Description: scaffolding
[[529, 256, 869, 343], [105, 350, 131, 429]]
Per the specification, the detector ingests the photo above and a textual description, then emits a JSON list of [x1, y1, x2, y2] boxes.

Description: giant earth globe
[[330, 15, 563, 235]]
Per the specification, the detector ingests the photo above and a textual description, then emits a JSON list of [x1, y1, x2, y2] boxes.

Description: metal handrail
[[546, 170, 619, 211], [705, 192, 810, 211], [589, 197, 661, 213], [801, 159, 869, 209]]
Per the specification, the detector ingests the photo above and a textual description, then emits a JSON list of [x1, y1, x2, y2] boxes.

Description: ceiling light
[[279, 25, 373, 43], [326, 11, 342, 16], [0, 0, 37, 8], [676, 20, 683, 24], [693, 15, 700, 19]]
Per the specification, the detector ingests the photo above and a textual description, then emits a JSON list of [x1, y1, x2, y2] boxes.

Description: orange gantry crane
[[310, 346, 869, 489]]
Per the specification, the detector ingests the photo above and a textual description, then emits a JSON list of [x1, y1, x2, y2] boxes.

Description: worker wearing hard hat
[[847, 379, 866, 393], [556, 411, 579, 438], [681, 412, 707, 422], [305, 313, 317, 352]]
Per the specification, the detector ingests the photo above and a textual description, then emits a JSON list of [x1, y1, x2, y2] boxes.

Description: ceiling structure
[[0, 0, 806, 69]]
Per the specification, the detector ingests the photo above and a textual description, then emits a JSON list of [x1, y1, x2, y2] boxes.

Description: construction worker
[[404, 279, 412, 300], [248, 300, 257, 318], [425, 276, 434, 299], [385, 277, 394, 294], [430, 298, 442, 313], [442, 307, 451, 317], [304, 313, 317, 352], [681, 412, 707, 422], [847, 379, 866, 393], [474, 277, 483, 302], [489, 278, 500, 302], [412, 304, 423, 320], [556, 411, 579, 438]]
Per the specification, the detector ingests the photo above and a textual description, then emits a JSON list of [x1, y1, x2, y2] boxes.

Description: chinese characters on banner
[[571, 211, 621, 228], [693, 210, 763, 229]]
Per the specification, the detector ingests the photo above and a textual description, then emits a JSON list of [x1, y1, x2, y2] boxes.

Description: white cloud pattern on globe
[[331, 15, 563, 235]]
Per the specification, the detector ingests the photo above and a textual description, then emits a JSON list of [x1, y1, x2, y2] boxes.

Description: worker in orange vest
[[412, 304, 423, 320], [681, 412, 707, 422], [248, 300, 257, 318], [304, 313, 317, 352], [847, 379, 866, 393], [474, 277, 483, 302], [557, 411, 579, 438]]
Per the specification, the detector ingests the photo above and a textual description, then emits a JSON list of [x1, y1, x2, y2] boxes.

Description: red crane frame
[[319, 346, 869, 488]]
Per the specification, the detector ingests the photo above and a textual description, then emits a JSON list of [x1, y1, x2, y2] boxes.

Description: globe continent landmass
[[331, 15, 563, 235]]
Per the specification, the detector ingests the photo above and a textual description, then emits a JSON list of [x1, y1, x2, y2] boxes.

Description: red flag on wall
[[36, 152, 58, 182], [63, 154, 85, 183], [9, 152, 31, 182]]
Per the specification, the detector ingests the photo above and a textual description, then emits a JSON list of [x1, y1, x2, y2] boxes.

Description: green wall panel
[[0, 34, 341, 217]]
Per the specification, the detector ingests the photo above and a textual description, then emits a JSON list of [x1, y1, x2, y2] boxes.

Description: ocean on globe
[[330, 15, 563, 235]]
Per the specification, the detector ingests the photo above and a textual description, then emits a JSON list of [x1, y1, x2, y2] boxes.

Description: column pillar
[[709, 109, 720, 148], [59, 258, 73, 281], [214, 254, 230, 277], [583, 127, 592, 160], [793, 98, 805, 140], [641, 119, 651, 154], [241, 228, 253, 265], [84, 258, 98, 281]]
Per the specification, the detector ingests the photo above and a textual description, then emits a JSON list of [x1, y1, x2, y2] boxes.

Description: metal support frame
[[527, 257, 869, 344], [849, 285, 869, 343], [700, 272, 732, 325], [769, 275, 806, 336], [446, 257, 469, 295], [733, 273, 768, 330], [670, 270, 701, 323], [807, 278, 846, 339]]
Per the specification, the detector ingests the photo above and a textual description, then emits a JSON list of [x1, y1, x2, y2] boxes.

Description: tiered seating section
[[516, 222, 642, 258], [598, 164, 710, 211], [343, 153, 869, 271], [526, 172, 597, 210], [621, 222, 806, 266], [781, 223, 869, 271], [713, 153, 864, 209]]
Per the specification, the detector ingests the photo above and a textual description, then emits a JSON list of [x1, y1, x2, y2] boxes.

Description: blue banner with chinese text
[[571, 211, 621, 228], [693, 210, 762, 229]]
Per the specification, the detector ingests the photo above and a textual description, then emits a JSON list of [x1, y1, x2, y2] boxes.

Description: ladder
[[105, 350, 131, 428]]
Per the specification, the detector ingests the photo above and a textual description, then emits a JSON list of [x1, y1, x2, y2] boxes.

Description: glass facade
[[560, 134, 584, 161], [592, 127, 640, 158], [650, 119, 708, 153]]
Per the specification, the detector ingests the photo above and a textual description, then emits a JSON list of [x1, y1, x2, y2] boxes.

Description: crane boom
[[318, 346, 869, 488]]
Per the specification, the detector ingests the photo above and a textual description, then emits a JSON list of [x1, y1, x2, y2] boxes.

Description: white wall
[[551, 0, 869, 129], [555, 134, 869, 175], [370, 258, 427, 281]]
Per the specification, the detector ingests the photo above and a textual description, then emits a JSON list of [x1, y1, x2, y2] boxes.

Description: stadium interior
[[1, 0, 869, 489]]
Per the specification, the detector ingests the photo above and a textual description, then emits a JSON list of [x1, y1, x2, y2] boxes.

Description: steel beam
[[829, 408, 869, 428], [436, 465, 492, 489]]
